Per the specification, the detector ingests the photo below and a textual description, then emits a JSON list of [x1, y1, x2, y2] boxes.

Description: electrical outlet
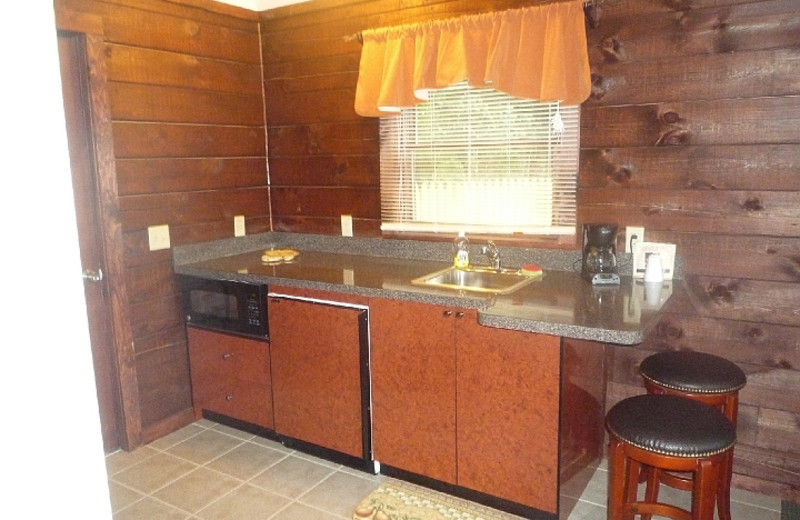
[[625, 226, 644, 253], [341, 214, 353, 237], [148, 224, 171, 251], [234, 215, 246, 237]]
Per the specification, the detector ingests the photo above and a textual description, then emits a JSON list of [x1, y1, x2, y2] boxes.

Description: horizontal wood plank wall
[[56, 0, 268, 443], [261, 0, 800, 500], [581, 0, 800, 501], [260, 0, 557, 235]]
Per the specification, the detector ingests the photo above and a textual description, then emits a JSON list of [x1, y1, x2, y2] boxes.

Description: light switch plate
[[148, 224, 170, 251], [234, 215, 246, 237]]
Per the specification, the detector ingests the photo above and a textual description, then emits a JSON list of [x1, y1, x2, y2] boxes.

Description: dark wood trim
[[83, 31, 143, 451], [56, 6, 144, 450]]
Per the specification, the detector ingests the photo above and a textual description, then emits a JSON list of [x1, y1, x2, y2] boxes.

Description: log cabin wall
[[55, 0, 268, 444], [261, 0, 800, 500]]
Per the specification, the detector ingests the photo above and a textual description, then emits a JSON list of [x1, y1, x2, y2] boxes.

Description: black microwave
[[181, 276, 268, 340]]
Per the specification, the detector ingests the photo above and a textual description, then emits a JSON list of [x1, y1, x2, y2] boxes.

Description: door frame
[[55, 7, 142, 451]]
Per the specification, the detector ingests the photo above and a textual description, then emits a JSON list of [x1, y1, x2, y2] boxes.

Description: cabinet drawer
[[188, 328, 270, 384], [192, 378, 273, 429], [187, 327, 274, 429]]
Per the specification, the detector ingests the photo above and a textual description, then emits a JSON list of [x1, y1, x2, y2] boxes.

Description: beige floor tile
[[270, 502, 346, 520], [565, 499, 606, 520], [149, 423, 208, 451], [153, 467, 242, 514], [166, 429, 246, 465], [106, 445, 159, 475], [211, 422, 258, 441], [290, 449, 340, 470], [298, 471, 383, 518], [105, 420, 784, 520], [113, 452, 198, 494], [249, 455, 336, 499], [113, 496, 191, 520], [107, 480, 145, 513], [732, 486, 783, 510], [730, 501, 781, 520], [196, 483, 292, 520], [250, 435, 293, 453], [206, 441, 288, 481]]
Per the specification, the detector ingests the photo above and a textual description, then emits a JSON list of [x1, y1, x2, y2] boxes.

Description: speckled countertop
[[173, 232, 679, 345]]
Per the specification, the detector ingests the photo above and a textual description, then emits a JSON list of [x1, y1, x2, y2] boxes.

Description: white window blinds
[[379, 81, 579, 236]]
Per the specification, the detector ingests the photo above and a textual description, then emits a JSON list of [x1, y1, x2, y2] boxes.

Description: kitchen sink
[[411, 266, 538, 295]]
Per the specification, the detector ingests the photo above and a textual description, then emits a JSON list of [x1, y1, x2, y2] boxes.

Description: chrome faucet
[[481, 241, 501, 271]]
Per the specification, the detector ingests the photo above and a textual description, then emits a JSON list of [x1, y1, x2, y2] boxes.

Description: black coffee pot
[[581, 224, 618, 280]]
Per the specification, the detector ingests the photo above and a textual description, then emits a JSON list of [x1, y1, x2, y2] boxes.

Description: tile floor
[[106, 419, 782, 520]]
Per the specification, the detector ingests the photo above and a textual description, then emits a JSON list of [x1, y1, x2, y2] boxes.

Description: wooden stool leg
[[717, 394, 738, 520], [608, 437, 627, 520], [717, 450, 734, 520], [641, 466, 661, 520], [693, 459, 721, 520]]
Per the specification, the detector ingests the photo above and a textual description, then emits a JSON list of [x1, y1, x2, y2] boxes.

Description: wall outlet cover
[[234, 215, 246, 237], [625, 226, 645, 253], [341, 214, 353, 237]]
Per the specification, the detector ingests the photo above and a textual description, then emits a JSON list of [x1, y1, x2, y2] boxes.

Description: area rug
[[353, 478, 525, 520]]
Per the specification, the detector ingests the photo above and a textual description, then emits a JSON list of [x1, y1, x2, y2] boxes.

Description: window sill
[[381, 230, 578, 250]]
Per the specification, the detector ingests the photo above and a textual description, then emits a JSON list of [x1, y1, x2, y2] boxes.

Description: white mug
[[644, 253, 664, 283]]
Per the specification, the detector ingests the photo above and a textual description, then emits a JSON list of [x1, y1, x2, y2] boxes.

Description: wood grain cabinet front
[[456, 320, 560, 514], [370, 298, 458, 485], [186, 327, 274, 429], [268, 286, 370, 460], [370, 297, 560, 514]]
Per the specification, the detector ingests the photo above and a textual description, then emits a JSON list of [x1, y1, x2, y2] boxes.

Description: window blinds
[[380, 82, 579, 235]]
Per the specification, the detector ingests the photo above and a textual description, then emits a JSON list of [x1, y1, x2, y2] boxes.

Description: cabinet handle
[[222, 353, 232, 360], [225, 394, 234, 401], [443, 310, 452, 317], [455, 311, 465, 318]]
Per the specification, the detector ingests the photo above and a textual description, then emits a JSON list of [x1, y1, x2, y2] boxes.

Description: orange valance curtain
[[354, 1, 591, 117]]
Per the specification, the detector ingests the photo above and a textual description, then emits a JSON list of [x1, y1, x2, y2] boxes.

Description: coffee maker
[[581, 223, 620, 284]]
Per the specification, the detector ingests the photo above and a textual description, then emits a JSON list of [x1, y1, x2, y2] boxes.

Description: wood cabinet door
[[268, 296, 366, 458], [186, 327, 273, 429], [370, 298, 458, 484], [456, 318, 561, 513]]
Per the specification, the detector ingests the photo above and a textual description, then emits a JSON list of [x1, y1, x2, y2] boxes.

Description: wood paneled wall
[[581, 0, 800, 501], [261, 0, 800, 500], [55, 0, 268, 444]]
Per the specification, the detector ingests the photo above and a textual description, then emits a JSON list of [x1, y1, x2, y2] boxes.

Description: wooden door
[[58, 32, 122, 451], [268, 296, 367, 458], [456, 318, 561, 513], [369, 298, 458, 484]]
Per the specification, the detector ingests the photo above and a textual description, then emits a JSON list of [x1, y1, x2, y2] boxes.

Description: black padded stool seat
[[640, 351, 746, 395], [606, 394, 736, 458], [606, 394, 736, 520]]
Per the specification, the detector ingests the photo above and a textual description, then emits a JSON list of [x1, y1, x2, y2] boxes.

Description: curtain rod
[[344, 1, 596, 44]]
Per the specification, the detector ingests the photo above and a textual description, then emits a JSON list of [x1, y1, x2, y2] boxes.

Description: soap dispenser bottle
[[453, 231, 470, 269]]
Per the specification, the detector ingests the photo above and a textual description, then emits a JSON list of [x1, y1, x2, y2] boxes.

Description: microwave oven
[[181, 276, 268, 340]]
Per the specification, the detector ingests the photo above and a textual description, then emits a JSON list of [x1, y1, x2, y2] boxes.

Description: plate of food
[[261, 248, 299, 263]]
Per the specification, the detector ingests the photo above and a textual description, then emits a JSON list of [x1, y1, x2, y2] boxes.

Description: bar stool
[[606, 394, 736, 520], [640, 351, 746, 520]]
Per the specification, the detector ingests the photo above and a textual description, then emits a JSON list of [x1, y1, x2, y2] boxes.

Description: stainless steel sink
[[411, 266, 538, 295]]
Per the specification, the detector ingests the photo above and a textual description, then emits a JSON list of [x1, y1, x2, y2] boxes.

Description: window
[[379, 81, 579, 237]]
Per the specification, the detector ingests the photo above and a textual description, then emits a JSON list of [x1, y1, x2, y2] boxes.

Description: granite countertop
[[174, 232, 679, 345]]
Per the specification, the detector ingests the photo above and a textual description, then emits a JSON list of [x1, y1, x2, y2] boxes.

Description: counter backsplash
[[172, 231, 680, 278]]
